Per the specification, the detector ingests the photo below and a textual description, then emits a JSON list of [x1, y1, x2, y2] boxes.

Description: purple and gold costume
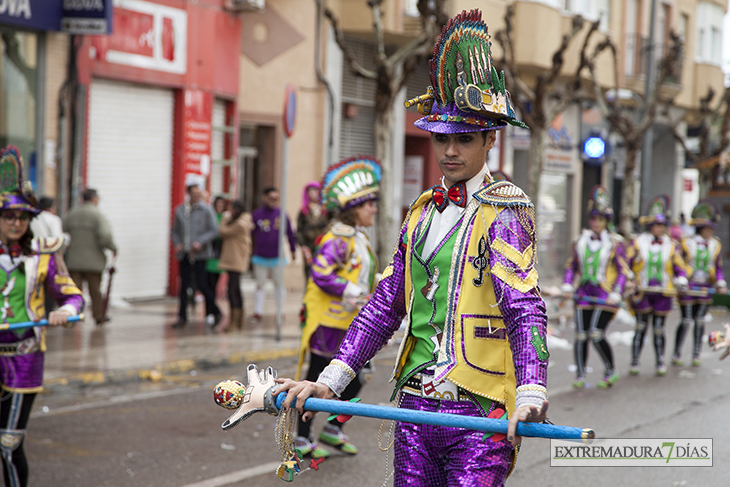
[[0, 238, 84, 392], [317, 175, 548, 486], [562, 229, 627, 386], [313, 10, 547, 486], [628, 196, 689, 372], [673, 200, 726, 364], [0, 145, 85, 487]]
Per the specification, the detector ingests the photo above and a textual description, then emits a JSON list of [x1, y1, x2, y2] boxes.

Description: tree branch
[[324, 7, 377, 79], [368, 0, 387, 64]]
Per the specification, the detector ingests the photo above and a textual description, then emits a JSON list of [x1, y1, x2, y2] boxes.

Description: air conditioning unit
[[225, 0, 265, 12]]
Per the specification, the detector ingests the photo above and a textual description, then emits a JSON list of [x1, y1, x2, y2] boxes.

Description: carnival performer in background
[[276, 10, 549, 486], [673, 200, 727, 366], [294, 158, 380, 459], [627, 195, 688, 376], [562, 186, 627, 389], [296, 181, 330, 284], [0, 146, 84, 487]]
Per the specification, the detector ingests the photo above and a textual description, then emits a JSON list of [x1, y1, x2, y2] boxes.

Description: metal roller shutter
[[87, 79, 174, 299]]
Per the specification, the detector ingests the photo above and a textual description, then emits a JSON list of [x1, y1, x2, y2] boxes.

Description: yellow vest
[[391, 180, 537, 415]]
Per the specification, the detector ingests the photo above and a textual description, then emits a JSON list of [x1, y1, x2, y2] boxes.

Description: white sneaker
[[205, 314, 215, 326]]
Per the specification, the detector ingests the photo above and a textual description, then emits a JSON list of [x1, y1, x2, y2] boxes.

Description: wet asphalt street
[[26, 303, 730, 487]]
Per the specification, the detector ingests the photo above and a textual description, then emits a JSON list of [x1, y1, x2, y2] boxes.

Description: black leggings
[[674, 303, 709, 359], [632, 313, 667, 367], [574, 308, 615, 378], [0, 392, 35, 487], [297, 353, 364, 440]]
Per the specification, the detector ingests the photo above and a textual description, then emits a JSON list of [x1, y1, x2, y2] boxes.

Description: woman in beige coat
[[218, 200, 253, 331]]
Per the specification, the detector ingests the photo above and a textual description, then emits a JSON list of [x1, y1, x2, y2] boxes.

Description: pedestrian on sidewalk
[[206, 196, 228, 300], [296, 181, 330, 284], [627, 195, 689, 376], [171, 184, 222, 329], [562, 186, 628, 389], [673, 200, 727, 366], [294, 157, 380, 458], [29, 196, 70, 248], [249, 187, 297, 323], [218, 200, 253, 331], [276, 11, 549, 486], [63, 188, 117, 326], [0, 146, 84, 487]]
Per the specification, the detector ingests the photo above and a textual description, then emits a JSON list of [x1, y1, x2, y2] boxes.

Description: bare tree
[[494, 5, 604, 211], [320, 0, 447, 263], [585, 31, 684, 235], [663, 85, 730, 167]]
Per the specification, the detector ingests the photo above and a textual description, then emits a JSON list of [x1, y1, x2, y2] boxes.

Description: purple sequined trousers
[[0, 253, 84, 390], [394, 394, 513, 487]]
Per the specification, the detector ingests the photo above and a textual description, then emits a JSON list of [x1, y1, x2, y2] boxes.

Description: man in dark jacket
[[171, 184, 221, 328], [64, 188, 118, 326]]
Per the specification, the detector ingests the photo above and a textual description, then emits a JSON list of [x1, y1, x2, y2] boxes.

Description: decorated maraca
[[708, 330, 725, 348], [213, 380, 247, 410]]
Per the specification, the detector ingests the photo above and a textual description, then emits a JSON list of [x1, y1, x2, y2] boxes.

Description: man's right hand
[[274, 378, 335, 423], [174, 244, 184, 253]]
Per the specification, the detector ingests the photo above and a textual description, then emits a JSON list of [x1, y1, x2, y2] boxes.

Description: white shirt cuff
[[515, 385, 548, 410], [343, 282, 365, 299]]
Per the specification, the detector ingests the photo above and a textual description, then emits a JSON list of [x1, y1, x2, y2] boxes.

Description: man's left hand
[[47, 310, 72, 327], [191, 242, 202, 251], [507, 400, 549, 447]]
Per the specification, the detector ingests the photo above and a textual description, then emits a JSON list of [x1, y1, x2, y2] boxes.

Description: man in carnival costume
[[277, 10, 549, 486], [0, 146, 84, 486], [673, 200, 726, 366], [627, 196, 688, 376], [562, 187, 628, 389]]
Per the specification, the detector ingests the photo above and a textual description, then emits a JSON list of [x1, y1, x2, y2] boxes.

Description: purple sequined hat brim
[[589, 208, 614, 220], [646, 215, 669, 226], [414, 103, 507, 134], [1, 194, 41, 215]]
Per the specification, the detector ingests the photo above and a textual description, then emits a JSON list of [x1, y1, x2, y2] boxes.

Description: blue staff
[[0, 314, 85, 331], [273, 392, 593, 441]]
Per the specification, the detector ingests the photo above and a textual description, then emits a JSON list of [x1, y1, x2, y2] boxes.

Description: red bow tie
[[652, 238, 662, 245], [590, 234, 601, 241], [432, 182, 467, 212], [0, 244, 22, 258]]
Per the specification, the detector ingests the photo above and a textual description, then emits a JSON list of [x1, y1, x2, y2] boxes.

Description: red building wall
[[75, 0, 242, 295]]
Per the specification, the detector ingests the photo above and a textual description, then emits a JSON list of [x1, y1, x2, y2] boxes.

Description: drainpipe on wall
[[315, 0, 336, 169]]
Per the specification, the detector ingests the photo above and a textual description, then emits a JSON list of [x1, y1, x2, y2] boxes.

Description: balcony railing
[[624, 33, 684, 86]]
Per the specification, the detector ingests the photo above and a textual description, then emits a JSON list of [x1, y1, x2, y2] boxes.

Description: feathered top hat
[[586, 185, 613, 220], [0, 146, 40, 215], [321, 156, 381, 212], [639, 195, 670, 226], [690, 199, 720, 229], [405, 9, 527, 134]]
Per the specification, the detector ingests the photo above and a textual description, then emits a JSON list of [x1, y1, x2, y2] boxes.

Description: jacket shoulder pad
[[331, 223, 356, 238], [473, 181, 532, 208], [34, 237, 64, 254]]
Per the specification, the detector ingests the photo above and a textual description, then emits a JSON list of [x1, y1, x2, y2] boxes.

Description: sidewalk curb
[[43, 347, 300, 392]]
